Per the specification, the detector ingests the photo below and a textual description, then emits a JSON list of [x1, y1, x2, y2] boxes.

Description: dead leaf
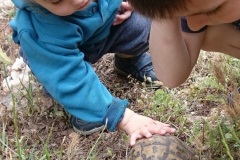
[[0, 47, 13, 64]]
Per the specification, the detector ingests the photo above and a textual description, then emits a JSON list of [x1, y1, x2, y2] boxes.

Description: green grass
[[1, 43, 240, 159], [140, 53, 240, 159]]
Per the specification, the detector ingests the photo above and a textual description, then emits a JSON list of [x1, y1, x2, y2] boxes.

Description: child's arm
[[149, 18, 205, 88], [118, 108, 176, 146]]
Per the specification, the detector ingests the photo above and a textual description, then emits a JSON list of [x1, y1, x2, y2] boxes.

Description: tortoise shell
[[128, 135, 198, 160]]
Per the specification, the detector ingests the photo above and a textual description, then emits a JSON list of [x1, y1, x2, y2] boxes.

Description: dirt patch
[[0, 9, 153, 158], [1, 2, 238, 160]]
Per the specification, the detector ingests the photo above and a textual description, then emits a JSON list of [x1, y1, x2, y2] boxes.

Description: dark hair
[[128, 0, 189, 19]]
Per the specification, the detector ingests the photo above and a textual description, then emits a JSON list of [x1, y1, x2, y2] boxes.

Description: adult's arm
[[150, 18, 205, 88]]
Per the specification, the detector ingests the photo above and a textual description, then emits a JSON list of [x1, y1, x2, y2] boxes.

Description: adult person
[[128, 0, 240, 88]]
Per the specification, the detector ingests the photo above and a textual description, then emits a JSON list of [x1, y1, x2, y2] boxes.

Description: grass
[[2, 52, 240, 160], [180, 53, 240, 159], [0, 4, 240, 159], [140, 53, 240, 160]]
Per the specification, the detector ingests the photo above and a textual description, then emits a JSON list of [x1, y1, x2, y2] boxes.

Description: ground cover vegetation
[[0, 2, 240, 160]]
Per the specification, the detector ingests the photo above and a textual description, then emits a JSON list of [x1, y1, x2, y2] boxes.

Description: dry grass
[[1, 3, 240, 160]]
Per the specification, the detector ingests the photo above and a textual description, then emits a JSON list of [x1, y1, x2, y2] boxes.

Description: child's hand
[[113, 2, 133, 26], [118, 108, 176, 146]]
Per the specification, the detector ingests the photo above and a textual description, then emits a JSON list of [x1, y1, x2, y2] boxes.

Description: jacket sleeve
[[10, 9, 128, 131]]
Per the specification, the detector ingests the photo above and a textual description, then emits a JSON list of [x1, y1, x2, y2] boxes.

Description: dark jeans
[[81, 11, 151, 63]]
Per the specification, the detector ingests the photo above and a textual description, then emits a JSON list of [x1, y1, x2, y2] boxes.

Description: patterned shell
[[128, 135, 198, 160]]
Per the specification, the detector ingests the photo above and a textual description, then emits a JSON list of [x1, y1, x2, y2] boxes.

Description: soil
[[0, 1, 236, 160], [0, 2, 156, 159]]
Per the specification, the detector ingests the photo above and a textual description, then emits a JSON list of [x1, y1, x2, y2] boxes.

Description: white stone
[[1, 57, 31, 93], [0, 0, 13, 8]]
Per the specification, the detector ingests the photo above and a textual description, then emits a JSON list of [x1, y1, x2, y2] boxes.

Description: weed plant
[[1, 5, 240, 158], [144, 53, 240, 159]]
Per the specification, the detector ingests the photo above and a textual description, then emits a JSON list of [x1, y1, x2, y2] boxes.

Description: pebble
[[0, 0, 13, 8]]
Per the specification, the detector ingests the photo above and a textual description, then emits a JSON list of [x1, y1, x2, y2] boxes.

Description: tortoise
[[128, 135, 198, 160]]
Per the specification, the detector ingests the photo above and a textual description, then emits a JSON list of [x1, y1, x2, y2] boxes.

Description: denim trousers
[[82, 11, 151, 63]]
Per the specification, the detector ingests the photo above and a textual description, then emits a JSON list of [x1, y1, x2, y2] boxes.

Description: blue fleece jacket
[[10, 0, 129, 131]]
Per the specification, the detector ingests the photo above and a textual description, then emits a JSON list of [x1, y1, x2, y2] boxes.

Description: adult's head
[[128, 0, 187, 19], [129, 0, 240, 31]]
